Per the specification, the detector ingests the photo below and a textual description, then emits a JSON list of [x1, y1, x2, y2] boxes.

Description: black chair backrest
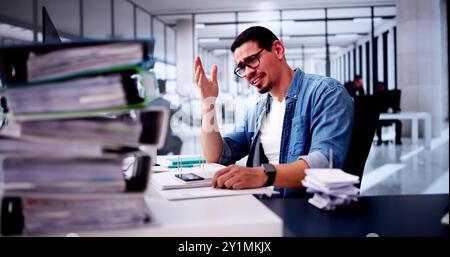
[[387, 89, 401, 113], [343, 95, 381, 182], [377, 89, 401, 113]]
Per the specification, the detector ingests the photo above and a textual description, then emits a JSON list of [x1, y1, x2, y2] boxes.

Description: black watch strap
[[262, 163, 276, 187]]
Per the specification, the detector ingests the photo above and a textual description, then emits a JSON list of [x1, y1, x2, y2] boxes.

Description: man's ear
[[271, 40, 285, 59]]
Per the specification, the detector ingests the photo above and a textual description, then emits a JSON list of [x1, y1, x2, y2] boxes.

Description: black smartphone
[[175, 173, 204, 182]]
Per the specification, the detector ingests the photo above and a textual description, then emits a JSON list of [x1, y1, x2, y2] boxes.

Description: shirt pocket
[[289, 115, 310, 156]]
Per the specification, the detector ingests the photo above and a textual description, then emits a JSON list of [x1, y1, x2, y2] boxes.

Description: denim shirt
[[219, 68, 354, 198]]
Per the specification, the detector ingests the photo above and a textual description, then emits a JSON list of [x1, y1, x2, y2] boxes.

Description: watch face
[[263, 163, 276, 173], [262, 163, 276, 187]]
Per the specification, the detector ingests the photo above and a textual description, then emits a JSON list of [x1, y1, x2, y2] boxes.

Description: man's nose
[[244, 66, 256, 78]]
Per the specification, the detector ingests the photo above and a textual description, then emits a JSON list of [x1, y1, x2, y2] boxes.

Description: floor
[[176, 124, 449, 197], [360, 125, 449, 196]]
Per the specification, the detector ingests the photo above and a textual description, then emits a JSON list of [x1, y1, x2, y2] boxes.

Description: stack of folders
[[302, 168, 360, 211], [0, 39, 166, 236]]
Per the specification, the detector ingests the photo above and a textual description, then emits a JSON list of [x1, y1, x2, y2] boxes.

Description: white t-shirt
[[260, 98, 286, 164]]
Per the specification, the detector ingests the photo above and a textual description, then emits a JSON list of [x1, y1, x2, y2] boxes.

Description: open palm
[[194, 56, 219, 100]]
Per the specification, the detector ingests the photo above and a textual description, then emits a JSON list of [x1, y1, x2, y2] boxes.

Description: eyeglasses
[[234, 49, 265, 78]]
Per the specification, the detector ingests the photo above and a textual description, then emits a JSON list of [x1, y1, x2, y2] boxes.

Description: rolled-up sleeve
[[298, 151, 329, 168], [307, 81, 354, 169]]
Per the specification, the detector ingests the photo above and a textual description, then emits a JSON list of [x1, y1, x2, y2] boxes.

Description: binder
[[0, 106, 168, 148], [0, 39, 155, 85], [3, 67, 156, 119], [1, 152, 151, 196]]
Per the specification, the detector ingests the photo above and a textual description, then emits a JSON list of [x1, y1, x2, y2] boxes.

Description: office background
[[0, 0, 448, 197]]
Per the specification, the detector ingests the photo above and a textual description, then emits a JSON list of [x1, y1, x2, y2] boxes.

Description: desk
[[261, 194, 448, 237], [379, 112, 432, 149]]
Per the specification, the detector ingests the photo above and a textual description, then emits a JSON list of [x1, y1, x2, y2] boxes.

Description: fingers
[[211, 64, 218, 85], [194, 66, 201, 85], [223, 175, 241, 189], [212, 165, 231, 187], [194, 57, 205, 82], [216, 168, 238, 188], [231, 181, 246, 190]]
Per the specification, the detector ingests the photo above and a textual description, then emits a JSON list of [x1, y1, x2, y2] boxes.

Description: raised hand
[[194, 56, 219, 100]]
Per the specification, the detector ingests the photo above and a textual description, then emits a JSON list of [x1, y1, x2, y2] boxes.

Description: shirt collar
[[285, 68, 304, 100]]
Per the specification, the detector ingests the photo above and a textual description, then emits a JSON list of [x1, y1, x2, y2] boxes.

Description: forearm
[[273, 159, 310, 189], [201, 103, 223, 163]]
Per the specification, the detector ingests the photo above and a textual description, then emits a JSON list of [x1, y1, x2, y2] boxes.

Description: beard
[[256, 82, 272, 94]]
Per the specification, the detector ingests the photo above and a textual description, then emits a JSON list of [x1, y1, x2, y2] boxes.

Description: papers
[[27, 42, 144, 81], [17, 113, 142, 147], [2, 156, 127, 194], [20, 197, 148, 235], [302, 168, 360, 211], [0, 136, 103, 157], [5, 73, 133, 114], [158, 186, 278, 201], [151, 163, 225, 190], [150, 161, 279, 200]]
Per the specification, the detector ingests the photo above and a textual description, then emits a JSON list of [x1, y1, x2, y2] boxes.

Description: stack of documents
[[5, 74, 129, 114], [302, 168, 360, 211], [0, 136, 103, 157], [27, 42, 144, 81], [0, 39, 161, 236], [3, 155, 127, 194], [15, 113, 142, 147], [19, 197, 148, 235]]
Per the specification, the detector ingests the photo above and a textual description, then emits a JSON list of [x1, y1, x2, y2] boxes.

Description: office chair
[[376, 89, 402, 145], [343, 95, 381, 184]]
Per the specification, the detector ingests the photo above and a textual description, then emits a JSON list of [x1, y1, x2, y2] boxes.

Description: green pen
[[167, 163, 194, 169]]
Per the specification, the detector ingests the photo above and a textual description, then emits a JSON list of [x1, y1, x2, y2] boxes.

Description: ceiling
[[132, 0, 395, 15], [132, 0, 396, 55]]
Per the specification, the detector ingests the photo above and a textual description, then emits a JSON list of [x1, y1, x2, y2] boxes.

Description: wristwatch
[[261, 163, 277, 187]]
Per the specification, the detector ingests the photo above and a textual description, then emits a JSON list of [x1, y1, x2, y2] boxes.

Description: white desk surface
[[379, 111, 431, 119]]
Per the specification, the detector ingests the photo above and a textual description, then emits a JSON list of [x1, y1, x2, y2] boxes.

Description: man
[[374, 81, 402, 145], [193, 26, 354, 197], [344, 75, 365, 98]]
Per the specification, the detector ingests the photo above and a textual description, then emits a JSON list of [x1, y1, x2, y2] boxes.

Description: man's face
[[233, 41, 275, 94], [355, 78, 363, 88]]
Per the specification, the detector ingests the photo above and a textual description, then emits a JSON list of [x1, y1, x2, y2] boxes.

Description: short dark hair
[[230, 26, 279, 53], [354, 75, 362, 80]]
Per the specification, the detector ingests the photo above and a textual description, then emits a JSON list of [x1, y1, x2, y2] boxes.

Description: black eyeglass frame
[[233, 48, 265, 78]]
